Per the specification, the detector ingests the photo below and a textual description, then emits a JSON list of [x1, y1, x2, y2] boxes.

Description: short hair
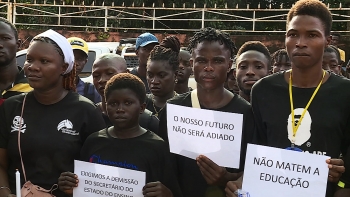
[[271, 49, 290, 65], [105, 73, 146, 103], [0, 17, 18, 40], [95, 53, 126, 66], [187, 27, 237, 58], [325, 45, 341, 64], [237, 41, 271, 70], [287, 0, 332, 36], [148, 35, 180, 72]]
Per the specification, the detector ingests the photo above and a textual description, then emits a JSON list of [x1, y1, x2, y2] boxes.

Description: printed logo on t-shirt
[[89, 155, 138, 170], [57, 119, 78, 135], [287, 108, 312, 146], [10, 116, 26, 133]]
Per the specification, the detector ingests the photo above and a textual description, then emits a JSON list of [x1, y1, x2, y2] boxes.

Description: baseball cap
[[135, 33, 159, 50], [67, 37, 88, 56]]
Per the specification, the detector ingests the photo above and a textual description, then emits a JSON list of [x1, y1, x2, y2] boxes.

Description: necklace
[[152, 91, 177, 117], [289, 70, 325, 148]]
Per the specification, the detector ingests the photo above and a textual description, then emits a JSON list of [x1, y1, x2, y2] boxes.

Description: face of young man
[[330, 35, 339, 46], [322, 51, 341, 75], [273, 54, 291, 73], [136, 43, 157, 68], [73, 49, 88, 75], [0, 22, 20, 67], [236, 50, 269, 96], [92, 58, 128, 97], [191, 40, 232, 90], [285, 15, 330, 70]]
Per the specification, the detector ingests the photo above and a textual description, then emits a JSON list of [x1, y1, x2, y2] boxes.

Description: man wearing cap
[[68, 37, 101, 103], [131, 33, 159, 93]]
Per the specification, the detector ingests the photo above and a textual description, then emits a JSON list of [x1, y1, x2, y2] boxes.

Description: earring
[[175, 78, 178, 84]]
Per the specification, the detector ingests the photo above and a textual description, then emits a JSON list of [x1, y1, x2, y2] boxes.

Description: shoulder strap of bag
[[18, 93, 28, 182], [191, 89, 201, 109]]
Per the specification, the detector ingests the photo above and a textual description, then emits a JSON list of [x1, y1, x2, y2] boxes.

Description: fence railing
[[1, 1, 350, 33]]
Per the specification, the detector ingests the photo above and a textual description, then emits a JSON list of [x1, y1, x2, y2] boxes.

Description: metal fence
[[1, 1, 350, 33]]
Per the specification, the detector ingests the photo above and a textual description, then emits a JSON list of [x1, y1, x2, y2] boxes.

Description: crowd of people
[[0, 0, 350, 197]]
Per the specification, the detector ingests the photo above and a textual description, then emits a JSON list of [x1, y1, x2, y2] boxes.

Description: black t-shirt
[[0, 91, 106, 197], [80, 129, 183, 197], [145, 94, 165, 118], [130, 67, 150, 93], [158, 91, 255, 197], [251, 71, 350, 197], [1, 66, 32, 100]]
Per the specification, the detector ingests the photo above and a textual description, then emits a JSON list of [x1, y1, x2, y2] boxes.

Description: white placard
[[242, 144, 330, 197], [73, 160, 145, 197], [166, 103, 243, 168]]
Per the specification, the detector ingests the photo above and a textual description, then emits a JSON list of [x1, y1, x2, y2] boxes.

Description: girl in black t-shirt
[[58, 73, 182, 197], [145, 36, 180, 118], [0, 30, 105, 197]]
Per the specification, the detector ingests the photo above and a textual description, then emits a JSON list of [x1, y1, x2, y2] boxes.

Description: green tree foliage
[[11, 0, 350, 33]]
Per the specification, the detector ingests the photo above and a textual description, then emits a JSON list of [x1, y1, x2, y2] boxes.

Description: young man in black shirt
[[235, 41, 271, 102], [158, 27, 255, 197], [175, 50, 193, 94], [0, 17, 31, 105], [58, 73, 182, 197], [249, 1, 349, 197], [131, 33, 159, 93]]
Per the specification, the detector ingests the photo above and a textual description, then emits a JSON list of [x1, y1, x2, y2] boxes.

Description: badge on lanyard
[[286, 70, 325, 152]]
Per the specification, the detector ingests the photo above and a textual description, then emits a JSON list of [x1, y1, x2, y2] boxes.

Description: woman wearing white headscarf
[[0, 30, 105, 197]]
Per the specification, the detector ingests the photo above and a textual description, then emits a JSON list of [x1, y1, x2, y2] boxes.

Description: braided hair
[[271, 49, 290, 67], [32, 37, 76, 91], [148, 35, 180, 72], [187, 27, 237, 58]]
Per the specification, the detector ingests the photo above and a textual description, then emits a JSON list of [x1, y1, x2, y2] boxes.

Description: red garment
[[0, 98, 5, 106]]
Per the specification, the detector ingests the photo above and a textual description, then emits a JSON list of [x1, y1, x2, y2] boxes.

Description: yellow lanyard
[[289, 70, 326, 142]]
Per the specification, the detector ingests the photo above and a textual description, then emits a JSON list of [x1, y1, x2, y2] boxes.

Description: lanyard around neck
[[289, 70, 326, 141]]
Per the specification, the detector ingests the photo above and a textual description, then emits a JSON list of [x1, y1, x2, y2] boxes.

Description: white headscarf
[[33, 29, 75, 74]]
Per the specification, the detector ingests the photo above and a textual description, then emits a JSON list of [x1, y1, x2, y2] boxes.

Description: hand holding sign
[[58, 172, 78, 196], [196, 155, 228, 186], [142, 182, 172, 197], [327, 159, 345, 182], [225, 180, 242, 197]]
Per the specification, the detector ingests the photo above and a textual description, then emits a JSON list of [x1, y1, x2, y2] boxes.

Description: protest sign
[[242, 144, 329, 197], [166, 103, 243, 168], [73, 160, 145, 197]]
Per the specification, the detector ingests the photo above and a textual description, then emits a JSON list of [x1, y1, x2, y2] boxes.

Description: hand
[[196, 155, 228, 186], [326, 159, 345, 182], [142, 181, 173, 197], [225, 180, 242, 197], [58, 172, 79, 196]]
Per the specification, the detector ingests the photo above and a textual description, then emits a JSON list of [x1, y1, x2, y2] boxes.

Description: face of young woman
[[24, 41, 67, 91], [146, 60, 176, 97], [106, 88, 145, 129]]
